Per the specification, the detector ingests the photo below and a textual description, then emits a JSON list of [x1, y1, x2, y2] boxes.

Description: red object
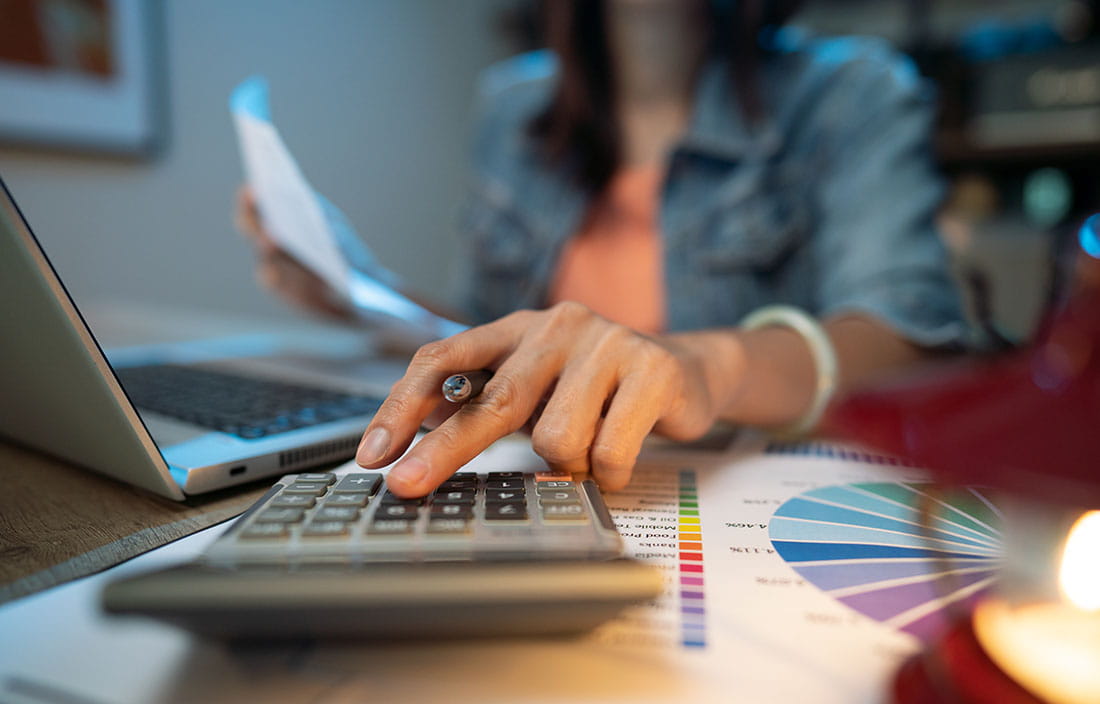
[[823, 258, 1100, 507], [893, 615, 1047, 704], [827, 249, 1100, 703]]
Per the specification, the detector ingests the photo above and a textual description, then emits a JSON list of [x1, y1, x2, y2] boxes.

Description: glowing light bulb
[[1060, 511, 1100, 611], [974, 509, 1100, 704]]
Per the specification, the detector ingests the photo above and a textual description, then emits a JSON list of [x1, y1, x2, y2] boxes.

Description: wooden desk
[[0, 439, 272, 604]]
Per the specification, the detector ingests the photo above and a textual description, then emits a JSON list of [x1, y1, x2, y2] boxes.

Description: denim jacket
[[457, 37, 969, 347]]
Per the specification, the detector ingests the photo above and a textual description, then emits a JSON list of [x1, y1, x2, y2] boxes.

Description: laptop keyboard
[[115, 364, 382, 439], [206, 470, 621, 564]]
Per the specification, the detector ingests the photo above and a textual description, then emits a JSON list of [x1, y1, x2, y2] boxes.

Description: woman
[[240, 0, 970, 498]]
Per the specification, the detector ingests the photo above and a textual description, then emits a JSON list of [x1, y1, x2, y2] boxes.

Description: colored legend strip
[[764, 441, 916, 468], [679, 469, 706, 648]]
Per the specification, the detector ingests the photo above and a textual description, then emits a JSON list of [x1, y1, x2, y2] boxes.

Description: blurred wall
[[0, 0, 512, 323]]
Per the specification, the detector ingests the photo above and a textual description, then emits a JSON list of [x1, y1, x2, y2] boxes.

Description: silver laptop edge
[[0, 177, 377, 499], [0, 177, 184, 499]]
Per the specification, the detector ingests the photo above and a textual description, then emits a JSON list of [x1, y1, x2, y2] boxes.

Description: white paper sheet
[[230, 77, 466, 342], [0, 436, 941, 704]]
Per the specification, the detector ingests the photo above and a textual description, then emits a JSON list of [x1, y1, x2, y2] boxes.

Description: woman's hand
[[234, 185, 354, 321], [355, 302, 743, 497]]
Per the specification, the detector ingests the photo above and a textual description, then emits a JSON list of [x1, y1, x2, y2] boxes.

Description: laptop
[[0, 175, 388, 500]]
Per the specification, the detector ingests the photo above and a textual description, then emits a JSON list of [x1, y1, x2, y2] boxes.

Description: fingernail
[[388, 456, 430, 488], [356, 427, 390, 466]]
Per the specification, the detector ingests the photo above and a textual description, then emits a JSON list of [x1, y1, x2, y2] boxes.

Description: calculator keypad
[[217, 469, 618, 564]]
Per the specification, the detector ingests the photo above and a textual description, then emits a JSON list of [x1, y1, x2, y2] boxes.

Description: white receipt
[[230, 76, 467, 341]]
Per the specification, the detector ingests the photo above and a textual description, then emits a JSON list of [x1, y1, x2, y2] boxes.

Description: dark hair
[[529, 0, 803, 193]]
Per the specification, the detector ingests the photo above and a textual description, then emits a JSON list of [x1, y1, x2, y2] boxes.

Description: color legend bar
[[678, 469, 706, 648], [764, 441, 915, 467]]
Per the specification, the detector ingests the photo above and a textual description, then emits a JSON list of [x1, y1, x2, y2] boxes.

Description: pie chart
[[769, 482, 1002, 641]]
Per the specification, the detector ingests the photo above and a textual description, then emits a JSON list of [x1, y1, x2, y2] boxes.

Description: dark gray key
[[302, 520, 349, 536], [485, 489, 525, 503], [271, 494, 315, 508], [376, 504, 419, 519], [325, 492, 369, 507], [315, 505, 360, 522], [369, 519, 414, 535], [430, 503, 473, 518], [541, 503, 588, 520], [438, 479, 477, 492], [379, 492, 425, 506], [485, 479, 525, 490], [239, 522, 290, 538], [487, 471, 522, 479], [333, 474, 382, 494], [484, 503, 528, 520], [254, 507, 306, 523], [283, 481, 330, 495], [427, 518, 471, 534], [296, 473, 336, 484], [432, 489, 475, 504]]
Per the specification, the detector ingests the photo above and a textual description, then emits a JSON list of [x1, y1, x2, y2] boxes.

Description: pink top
[[547, 166, 667, 335]]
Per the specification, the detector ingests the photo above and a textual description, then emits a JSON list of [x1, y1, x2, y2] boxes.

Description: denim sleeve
[[809, 53, 971, 349]]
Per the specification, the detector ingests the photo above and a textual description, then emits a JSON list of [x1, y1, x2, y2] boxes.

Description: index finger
[[354, 312, 532, 470], [383, 345, 563, 497]]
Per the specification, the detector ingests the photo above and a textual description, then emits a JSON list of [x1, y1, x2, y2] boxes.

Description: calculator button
[[379, 492, 425, 506], [325, 493, 369, 507], [427, 518, 471, 534], [484, 503, 528, 521], [536, 489, 578, 503], [255, 507, 306, 523], [438, 479, 478, 491], [485, 479, 524, 490], [315, 506, 361, 522], [535, 472, 571, 481], [302, 521, 350, 537], [271, 494, 315, 508], [432, 489, 476, 504], [541, 503, 588, 520], [485, 489, 525, 503], [486, 471, 522, 479], [283, 481, 329, 495], [451, 472, 478, 481], [430, 503, 473, 518], [333, 474, 382, 494], [239, 522, 290, 539], [377, 504, 420, 519], [295, 473, 337, 484], [369, 519, 415, 535], [536, 480, 574, 489]]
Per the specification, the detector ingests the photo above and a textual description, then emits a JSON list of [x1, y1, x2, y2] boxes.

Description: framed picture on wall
[[0, 0, 162, 157]]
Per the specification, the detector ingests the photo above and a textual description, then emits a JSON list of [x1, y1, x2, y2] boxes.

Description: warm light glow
[[1060, 511, 1100, 611], [975, 599, 1100, 704]]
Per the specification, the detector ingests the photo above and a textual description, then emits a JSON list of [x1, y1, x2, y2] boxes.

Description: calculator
[[102, 469, 663, 639]]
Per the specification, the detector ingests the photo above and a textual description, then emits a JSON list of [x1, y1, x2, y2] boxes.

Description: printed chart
[[770, 481, 1003, 641], [594, 466, 709, 650]]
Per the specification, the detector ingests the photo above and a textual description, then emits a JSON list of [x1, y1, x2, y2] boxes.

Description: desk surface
[[0, 437, 939, 704], [0, 436, 271, 604]]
